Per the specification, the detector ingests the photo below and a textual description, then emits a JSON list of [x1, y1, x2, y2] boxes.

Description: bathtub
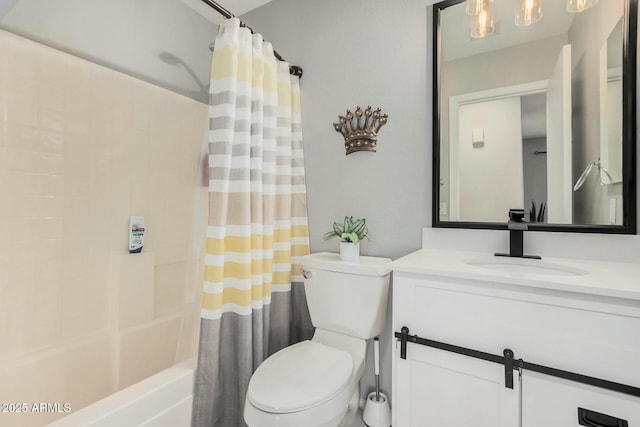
[[47, 358, 196, 427]]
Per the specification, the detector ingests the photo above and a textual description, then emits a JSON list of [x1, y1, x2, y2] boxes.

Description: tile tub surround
[[0, 29, 207, 426]]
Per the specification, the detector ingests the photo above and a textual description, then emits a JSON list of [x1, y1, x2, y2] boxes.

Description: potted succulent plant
[[322, 216, 372, 262]]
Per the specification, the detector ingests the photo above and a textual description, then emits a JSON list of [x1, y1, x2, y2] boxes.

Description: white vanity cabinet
[[522, 372, 640, 427], [393, 340, 520, 427], [391, 250, 640, 427]]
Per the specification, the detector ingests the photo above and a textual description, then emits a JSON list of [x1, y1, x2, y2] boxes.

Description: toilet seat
[[247, 340, 353, 413]]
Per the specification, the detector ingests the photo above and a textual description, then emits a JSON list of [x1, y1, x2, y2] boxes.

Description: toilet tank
[[301, 252, 392, 340]]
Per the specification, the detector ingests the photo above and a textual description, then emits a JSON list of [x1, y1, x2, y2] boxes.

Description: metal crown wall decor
[[333, 106, 388, 155]]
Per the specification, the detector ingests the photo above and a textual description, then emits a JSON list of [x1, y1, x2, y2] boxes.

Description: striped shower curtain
[[192, 18, 312, 427]]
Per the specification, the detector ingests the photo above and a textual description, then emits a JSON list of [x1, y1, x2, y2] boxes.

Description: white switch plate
[[472, 128, 484, 142], [472, 128, 485, 148]]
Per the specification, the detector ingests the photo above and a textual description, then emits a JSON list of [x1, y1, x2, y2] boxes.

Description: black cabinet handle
[[578, 408, 628, 427], [503, 349, 514, 389], [400, 327, 409, 359]]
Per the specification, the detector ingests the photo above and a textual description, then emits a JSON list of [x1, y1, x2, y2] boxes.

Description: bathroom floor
[[349, 410, 364, 427]]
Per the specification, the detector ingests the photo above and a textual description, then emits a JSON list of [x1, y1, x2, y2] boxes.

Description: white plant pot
[[339, 241, 360, 262]]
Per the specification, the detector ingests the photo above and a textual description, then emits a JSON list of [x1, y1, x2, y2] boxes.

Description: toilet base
[[337, 386, 360, 427]]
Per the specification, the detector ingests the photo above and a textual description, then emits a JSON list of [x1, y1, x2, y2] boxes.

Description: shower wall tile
[[62, 314, 89, 341], [0, 332, 115, 427], [0, 35, 7, 86], [118, 316, 182, 389], [175, 302, 202, 363], [39, 129, 65, 155], [0, 28, 206, 422], [114, 252, 155, 329], [62, 275, 89, 319], [155, 261, 188, 317]]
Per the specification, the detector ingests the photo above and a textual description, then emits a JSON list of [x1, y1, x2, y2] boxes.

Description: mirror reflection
[[438, 0, 628, 226]]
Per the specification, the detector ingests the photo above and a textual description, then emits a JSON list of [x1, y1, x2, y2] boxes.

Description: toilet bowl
[[244, 330, 366, 427], [243, 253, 392, 427]]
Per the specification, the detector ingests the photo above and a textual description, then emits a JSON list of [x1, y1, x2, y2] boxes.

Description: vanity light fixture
[[566, 0, 599, 13], [465, 0, 496, 39], [470, 7, 496, 38], [465, 0, 493, 15], [515, 0, 543, 26]]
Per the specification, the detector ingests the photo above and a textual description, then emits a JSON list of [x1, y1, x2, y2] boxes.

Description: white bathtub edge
[[139, 395, 193, 427], [47, 358, 196, 427]]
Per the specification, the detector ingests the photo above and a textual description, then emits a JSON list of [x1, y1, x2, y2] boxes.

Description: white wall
[[457, 97, 524, 222], [0, 0, 217, 102], [569, 0, 624, 224], [440, 35, 566, 220], [605, 78, 623, 183]]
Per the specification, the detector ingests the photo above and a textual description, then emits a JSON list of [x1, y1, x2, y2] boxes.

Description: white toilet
[[243, 252, 392, 427]]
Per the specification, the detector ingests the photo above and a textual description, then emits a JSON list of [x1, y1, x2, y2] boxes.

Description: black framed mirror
[[433, 0, 637, 233]]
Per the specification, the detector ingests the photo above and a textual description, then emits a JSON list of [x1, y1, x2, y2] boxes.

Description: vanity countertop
[[392, 249, 640, 301]]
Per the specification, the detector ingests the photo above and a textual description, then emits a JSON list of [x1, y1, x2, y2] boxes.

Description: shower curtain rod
[[201, 0, 303, 78]]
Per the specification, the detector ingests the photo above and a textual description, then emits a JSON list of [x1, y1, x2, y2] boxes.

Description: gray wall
[[242, 0, 434, 407], [243, 0, 432, 260], [0, 0, 217, 102], [523, 137, 548, 218]]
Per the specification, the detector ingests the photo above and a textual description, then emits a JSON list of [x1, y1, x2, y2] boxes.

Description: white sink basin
[[464, 257, 589, 277]]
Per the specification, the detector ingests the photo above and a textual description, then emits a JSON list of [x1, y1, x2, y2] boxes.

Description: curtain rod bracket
[[201, 0, 303, 78]]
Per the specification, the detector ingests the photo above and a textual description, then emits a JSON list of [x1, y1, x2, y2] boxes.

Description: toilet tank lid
[[301, 252, 392, 277]]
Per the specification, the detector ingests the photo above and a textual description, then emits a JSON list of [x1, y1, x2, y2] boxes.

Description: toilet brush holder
[[362, 391, 391, 427]]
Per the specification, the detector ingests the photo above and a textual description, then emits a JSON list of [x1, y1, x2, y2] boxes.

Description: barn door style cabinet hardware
[[391, 249, 640, 427], [396, 326, 640, 399]]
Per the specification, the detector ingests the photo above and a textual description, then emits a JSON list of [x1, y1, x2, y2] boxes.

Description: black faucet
[[495, 209, 541, 259]]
